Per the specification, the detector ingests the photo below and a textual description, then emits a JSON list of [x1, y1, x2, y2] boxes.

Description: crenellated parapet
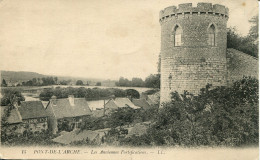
[[159, 2, 229, 104], [159, 3, 229, 23]]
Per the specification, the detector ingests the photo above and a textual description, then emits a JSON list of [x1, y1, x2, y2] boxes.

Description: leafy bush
[[1, 88, 25, 106], [147, 77, 258, 146], [119, 77, 258, 147]]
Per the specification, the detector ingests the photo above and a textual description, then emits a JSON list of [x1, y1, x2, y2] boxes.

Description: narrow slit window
[[174, 26, 182, 46], [208, 24, 215, 46]]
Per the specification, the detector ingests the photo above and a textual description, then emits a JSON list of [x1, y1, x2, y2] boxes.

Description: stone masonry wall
[[160, 3, 229, 103], [227, 48, 259, 85]]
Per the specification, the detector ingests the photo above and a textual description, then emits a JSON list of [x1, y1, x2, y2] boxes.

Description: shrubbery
[[1, 130, 57, 146], [1, 88, 25, 106], [121, 77, 258, 147]]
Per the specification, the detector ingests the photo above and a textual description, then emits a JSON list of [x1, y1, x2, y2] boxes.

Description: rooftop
[[19, 101, 49, 120], [132, 98, 151, 110], [87, 100, 105, 111], [1, 106, 22, 124], [52, 129, 99, 145], [114, 98, 140, 109], [47, 98, 92, 119]]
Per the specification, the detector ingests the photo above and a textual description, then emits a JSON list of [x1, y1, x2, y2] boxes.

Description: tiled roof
[[132, 99, 151, 110], [147, 92, 160, 105], [114, 98, 140, 109], [87, 100, 105, 111], [47, 98, 92, 119], [1, 106, 22, 124], [19, 101, 49, 120], [52, 129, 99, 145], [105, 99, 118, 110]]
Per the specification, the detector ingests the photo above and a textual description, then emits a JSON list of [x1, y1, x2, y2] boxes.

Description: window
[[174, 26, 182, 46], [208, 24, 215, 46]]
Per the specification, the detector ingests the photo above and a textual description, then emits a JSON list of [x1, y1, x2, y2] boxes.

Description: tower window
[[174, 26, 182, 46], [208, 24, 215, 46]]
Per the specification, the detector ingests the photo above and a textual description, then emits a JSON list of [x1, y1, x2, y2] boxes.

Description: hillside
[[1, 71, 45, 82], [0, 70, 116, 87]]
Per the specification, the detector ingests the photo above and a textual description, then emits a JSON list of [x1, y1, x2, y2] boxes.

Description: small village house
[[87, 100, 106, 118], [140, 92, 160, 106], [87, 100, 106, 111], [18, 101, 49, 133], [1, 101, 49, 135], [131, 98, 152, 110], [105, 97, 140, 111], [45, 95, 92, 134]]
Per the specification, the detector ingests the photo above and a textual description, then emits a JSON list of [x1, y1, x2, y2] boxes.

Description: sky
[[0, 0, 258, 80]]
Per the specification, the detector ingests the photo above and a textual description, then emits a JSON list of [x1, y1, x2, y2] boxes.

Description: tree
[[39, 87, 128, 101], [25, 80, 33, 86], [1, 79, 7, 87], [76, 80, 84, 86], [146, 77, 258, 146], [96, 82, 101, 86], [116, 77, 132, 87], [227, 20, 258, 58], [1, 88, 25, 106], [60, 80, 69, 85], [54, 77, 58, 84], [125, 89, 140, 99], [32, 78, 37, 85], [108, 107, 135, 128], [248, 15, 258, 43], [131, 78, 144, 87], [144, 74, 160, 88], [39, 88, 56, 101]]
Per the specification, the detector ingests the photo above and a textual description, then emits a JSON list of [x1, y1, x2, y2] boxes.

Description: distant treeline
[[39, 87, 142, 101], [3, 77, 59, 86], [115, 74, 160, 88]]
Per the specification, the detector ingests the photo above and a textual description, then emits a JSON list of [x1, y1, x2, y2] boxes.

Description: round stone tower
[[159, 3, 229, 103]]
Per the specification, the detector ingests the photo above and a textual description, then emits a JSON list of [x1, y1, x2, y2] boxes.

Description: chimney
[[51, 96, 57, 105], [68, 95, 75, 106], [13, 100, 19, 109]]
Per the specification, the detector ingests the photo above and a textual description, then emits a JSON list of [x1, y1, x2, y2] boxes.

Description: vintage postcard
[[0, 0, 259, 159]]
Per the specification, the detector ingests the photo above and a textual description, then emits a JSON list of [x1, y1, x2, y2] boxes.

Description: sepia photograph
[[0, 0, 259, 159]]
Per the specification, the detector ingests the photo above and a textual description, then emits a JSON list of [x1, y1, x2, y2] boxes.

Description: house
[[18, 101, 49, 133], [105, 98, 140, 112], [45, 95, 92, 134], [1, 101, 49, 135], [132, 98, 151, 110], [87, 100, 106, 111], [52, 129, 101, 145]]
